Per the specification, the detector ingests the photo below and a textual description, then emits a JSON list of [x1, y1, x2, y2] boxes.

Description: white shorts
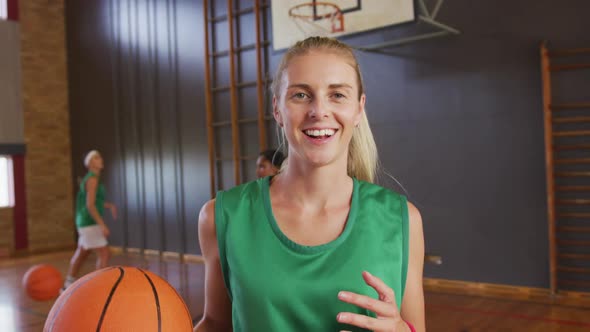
[[77, 225, 108, 249]]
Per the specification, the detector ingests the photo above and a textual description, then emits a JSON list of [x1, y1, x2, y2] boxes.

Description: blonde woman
[[195, 37, 425, 332]]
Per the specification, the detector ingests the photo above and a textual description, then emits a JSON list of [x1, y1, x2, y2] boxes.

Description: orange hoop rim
[[288, 2, 343, 20]]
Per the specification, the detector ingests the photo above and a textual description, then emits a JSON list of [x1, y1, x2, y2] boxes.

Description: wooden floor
[[2, 251, 590, 331]]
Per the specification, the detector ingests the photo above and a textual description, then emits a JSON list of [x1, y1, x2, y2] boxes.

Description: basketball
[[22, 264, 63, 301], [43, 266, 193, 332]]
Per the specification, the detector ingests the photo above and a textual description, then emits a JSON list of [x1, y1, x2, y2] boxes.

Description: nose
[[308, 98, 329, 119]]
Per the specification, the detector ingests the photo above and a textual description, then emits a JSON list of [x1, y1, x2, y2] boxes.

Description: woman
[[195, 37, 425, 331], [256, 149, 286, 178], [62, 150, 117, 291]]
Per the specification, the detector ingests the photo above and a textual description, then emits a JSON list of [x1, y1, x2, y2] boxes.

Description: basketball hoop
[[288, 2, 344, 37]]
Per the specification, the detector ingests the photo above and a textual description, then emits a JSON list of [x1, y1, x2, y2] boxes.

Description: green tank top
[[215, 176, 409, 331], [75, 172, 106, 228]]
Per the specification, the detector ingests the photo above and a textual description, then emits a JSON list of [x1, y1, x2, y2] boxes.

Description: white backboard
[[271, 0, 415, 50]]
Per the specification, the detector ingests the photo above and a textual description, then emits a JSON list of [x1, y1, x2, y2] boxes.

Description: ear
[[354, 93, 366, 127], [273, 96, 283, 127]]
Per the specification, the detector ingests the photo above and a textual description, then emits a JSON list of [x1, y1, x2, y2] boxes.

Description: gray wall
[[66, 0, 208, 254], [0, 19, 23, 148], [333, 0, 590, 288], [66, 0, 590, 288]]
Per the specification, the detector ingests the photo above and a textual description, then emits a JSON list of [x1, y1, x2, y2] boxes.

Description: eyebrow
[[287, 83, 311, 90], [328, 83, 353, 90], [287, 83, 354, 90]]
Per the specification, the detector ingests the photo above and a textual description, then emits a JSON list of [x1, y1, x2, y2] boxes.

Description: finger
[[363, 271, 397, 306], [338, 291, 396, 317], [337, 312, 390, 331]]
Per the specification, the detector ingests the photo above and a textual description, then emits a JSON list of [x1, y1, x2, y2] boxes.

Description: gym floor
[[2, 251, 590, 332]]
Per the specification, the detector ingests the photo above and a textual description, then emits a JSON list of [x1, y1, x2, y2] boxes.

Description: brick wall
[[19, 0, 75, 252], [0, 208, 13, 256]]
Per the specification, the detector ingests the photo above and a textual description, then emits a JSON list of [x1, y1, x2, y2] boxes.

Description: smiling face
[[273, 50, 365, 169]]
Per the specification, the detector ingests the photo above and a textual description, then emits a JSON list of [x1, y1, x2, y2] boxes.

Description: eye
[[292, 92, 309, 100], [332, 92, 346, 99]]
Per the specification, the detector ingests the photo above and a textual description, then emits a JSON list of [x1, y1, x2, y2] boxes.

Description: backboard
[[271, 0, 415, 50]]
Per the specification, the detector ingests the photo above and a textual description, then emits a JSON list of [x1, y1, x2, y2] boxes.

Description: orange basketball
[[23, 264, 63, 301], [43, 266, 193, 332]]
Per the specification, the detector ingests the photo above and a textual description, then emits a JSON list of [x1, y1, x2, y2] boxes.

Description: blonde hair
[[272, 36, 378, 183]]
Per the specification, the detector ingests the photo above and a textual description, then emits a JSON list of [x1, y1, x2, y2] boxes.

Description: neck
[[88, 167, 101, 175], [274, 155, 352, 209]]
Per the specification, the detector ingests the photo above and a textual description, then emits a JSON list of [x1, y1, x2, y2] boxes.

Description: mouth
[[303, 128, 337, 139], [302, 128, 338, 145]]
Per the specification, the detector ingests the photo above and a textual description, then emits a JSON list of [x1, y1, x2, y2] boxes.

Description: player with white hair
[[62, 150, 118, 291]]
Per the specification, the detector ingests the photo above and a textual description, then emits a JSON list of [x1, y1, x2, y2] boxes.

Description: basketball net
[[288, 2, 344, 37]]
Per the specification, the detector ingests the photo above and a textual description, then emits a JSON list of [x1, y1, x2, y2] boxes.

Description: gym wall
[[65, 0, 590, 288], [0, 0, 75, 255]]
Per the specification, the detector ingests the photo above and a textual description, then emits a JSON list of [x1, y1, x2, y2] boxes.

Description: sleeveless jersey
[[215, 177, 409, 331], [75, 172, 105, 228]]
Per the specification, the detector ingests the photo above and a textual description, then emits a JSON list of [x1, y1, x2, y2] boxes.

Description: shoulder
[[217, 178, 266, 207], [86, 176, 98, 187], [83, 172, 98, 183], [355, 180, 419, 225], [407, 201, 421, 222], [197, 199, 222, 262], [355, 179, 406, 202], [405, 200, 423, 240], [202, 178, 266, 226], [200, 198, 216, 219], [223, 178, 264, 196], [85, 172, 98, 179], [198, 199, 217, 233]]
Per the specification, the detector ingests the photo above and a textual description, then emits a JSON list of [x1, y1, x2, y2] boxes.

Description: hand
[[101, 224, 110, 237], [337, 271, 409, 332], [109, 205, 118, 220]]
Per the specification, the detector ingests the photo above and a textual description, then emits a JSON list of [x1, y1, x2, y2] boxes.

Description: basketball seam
[[46, 267, 117, 332], [138, 268, 162, 332], [96, 266, 125, 332]]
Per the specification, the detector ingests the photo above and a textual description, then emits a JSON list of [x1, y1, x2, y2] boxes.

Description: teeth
[[304, 129, 336, 137]]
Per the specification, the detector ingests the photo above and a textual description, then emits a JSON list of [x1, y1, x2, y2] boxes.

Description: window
[[0, 0, 7, 20], [0, 156, 14, 208]]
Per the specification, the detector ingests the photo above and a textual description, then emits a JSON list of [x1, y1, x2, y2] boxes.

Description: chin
[[303, 153, 337, 168]]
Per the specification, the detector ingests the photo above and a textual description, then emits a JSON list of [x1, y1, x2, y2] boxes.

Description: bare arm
[[104, 202, 117, 220], [86, 177, 106, 227], [193, 199, 232, 332], [400, 202, 426, 331]]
